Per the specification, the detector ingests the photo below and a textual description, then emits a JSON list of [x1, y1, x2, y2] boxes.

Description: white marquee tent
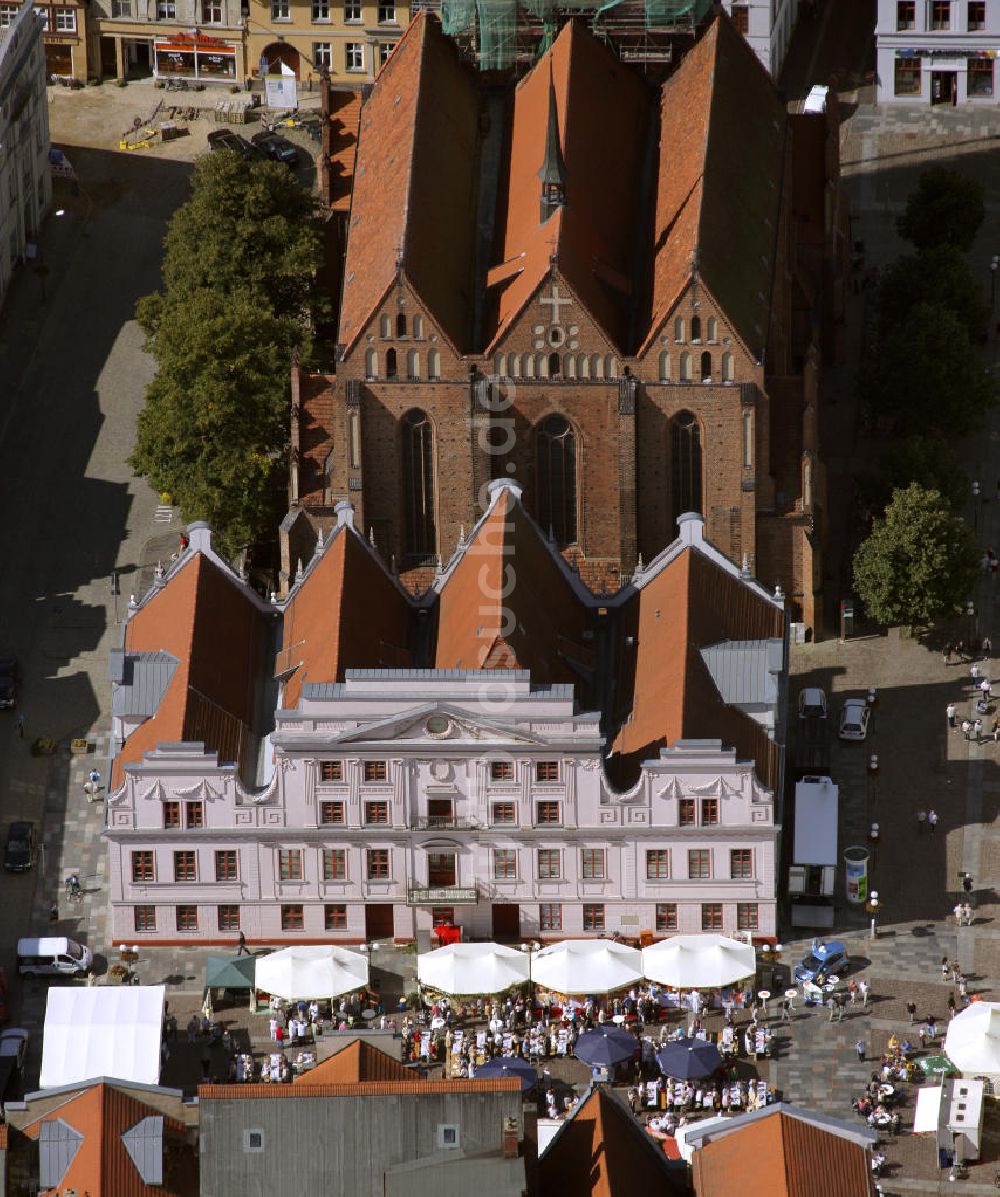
[[254, 945, 369, 1001], [40, 985, 165, 1089], [641, 934, 756, 989], [530, 939, 642, 994], [417, 942, 530, 995], [944, 1001, 1000, 1078]]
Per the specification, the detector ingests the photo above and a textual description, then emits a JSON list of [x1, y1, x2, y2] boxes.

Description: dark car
[[3, 822, 36, 873], [206, 129, 265, 162], [0, 658, 16, 709], [250, 130, 299, 167]]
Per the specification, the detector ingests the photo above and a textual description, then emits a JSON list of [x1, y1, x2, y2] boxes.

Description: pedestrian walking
[[855, 1039, 866, 1062], [947, 702, 957, 728], [237, 930, 249, 956], [974, 718, 983, 743], [959, 976, 969, 1002], [15, 712, 23, 739], [954, 902, 965, 927], [859, 979, 870, 1009], [847, 981, 858, 1005], [981, 678, 991, 700], [927, 1015, 938, 1040], [971, 663, 981, 682], [961, 719, 971, 741], [956, 639, 966, 660], [983, 634, 993, 657], [48, 902, 58, 924], [963, 901, 973, 925], [780, 997, 791, 1023], [941, 958, 950, 979], [906, 1001, 917, 1025], [928, 809, 939, 833], [943, 643, 952, 665], [917, 809, 927, 831], [948, 994, 957, 1019]]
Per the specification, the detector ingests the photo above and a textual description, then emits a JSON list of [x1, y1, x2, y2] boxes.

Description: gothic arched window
[[691, 315, 702, 342], [402, 409, 436, 558], [386, 348, 398, 379], [700, 351, 712, 381], [428, 348, 440, 380], [537, 415, 577, 547], [549, 351, 561, 377], [396, 312, 407, 337], [365, 348, 378, 379], [671, 410, 703, 528]]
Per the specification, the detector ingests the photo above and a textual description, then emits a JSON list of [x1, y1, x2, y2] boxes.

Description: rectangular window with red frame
[[655, 903, 677, 932], [490, 760, 514, 781], [176, 904, 198, 932], [134, 905, 156, 932], [215, 850, 238, 882], [364, 801, 389, 825], [700, 798, 719, 826], [325, 903, 347, 930], [366, 848, 390, 879], [174, 851, 197, 882], [278, 849, 303, 881], [281, 904, 304, 931], [539, 902, 562, 931], [185, 801, 204, 829], [217, 904, 240, 931], [583, 903, 605, 931], [678, 798, 695, 827], [701, 902, 723, 930], [163, 801, 180, 829], [535, 760, 560, 782], [536, 801, 561, 825], [320, 760, 343, 782], [320, 801, 345, 825], [737, 902, 758, 931], [363, 760, 387, 782], [323, 849, 347, 881], [131, 850, 155, 883]]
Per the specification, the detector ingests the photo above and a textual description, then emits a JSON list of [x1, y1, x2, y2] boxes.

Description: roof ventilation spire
[[538, 60, 565, 225]]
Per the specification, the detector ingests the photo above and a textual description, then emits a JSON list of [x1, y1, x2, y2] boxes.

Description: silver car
[[839, 698, 871, 741]]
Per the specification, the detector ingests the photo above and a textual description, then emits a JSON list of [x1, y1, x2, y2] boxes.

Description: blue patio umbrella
[[474, 1055, 539, 1092], [655, 1037, 722, 1081], [574, 1027, 637, 1068]]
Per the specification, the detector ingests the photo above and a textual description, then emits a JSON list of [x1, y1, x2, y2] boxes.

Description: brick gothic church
[[282, 6, 846, 633]]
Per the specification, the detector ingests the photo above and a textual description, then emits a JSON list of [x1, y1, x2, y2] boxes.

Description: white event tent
[[417, 942, 530, 995], [40, 985, 165, 1089], [530, 939, 642, 994], [254, 945, 369, 1001], [641, 934, 756, 989], [944, 1001, 1000, 1078]]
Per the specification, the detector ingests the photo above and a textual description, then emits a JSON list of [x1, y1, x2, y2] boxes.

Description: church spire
[[538, 60, 565, 224]]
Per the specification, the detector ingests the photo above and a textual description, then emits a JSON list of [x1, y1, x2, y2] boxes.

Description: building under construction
[[414, 0, 714, 75]]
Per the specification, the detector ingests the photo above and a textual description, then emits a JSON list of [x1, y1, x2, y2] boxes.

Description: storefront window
[[894, 56, 921, 95], [969, 57, 993, 96], [157, 47, 195, 75], [197, 49, 235, 77]]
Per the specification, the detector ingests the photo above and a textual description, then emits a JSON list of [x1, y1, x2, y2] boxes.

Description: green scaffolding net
[[441, 0, 713, 70]]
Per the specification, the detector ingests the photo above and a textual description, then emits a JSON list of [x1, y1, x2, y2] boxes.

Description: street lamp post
[[972, 480, 981, 537], [866, 891, 880, 940], [967, 600, 977, 651]]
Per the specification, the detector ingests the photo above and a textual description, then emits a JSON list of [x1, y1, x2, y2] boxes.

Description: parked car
[[798, 688, 827, 719], [839, 697, 871, 741], [793, 940, 849, 983], [207, 129, 264, 162], [250, 130, 299, 167], [0, 657, 16, 709], [3, 822, 36, 872], [0, 1029, 29, 1072]]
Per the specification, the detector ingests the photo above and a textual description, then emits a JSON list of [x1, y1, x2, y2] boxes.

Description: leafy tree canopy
[[880, 435, 967, 513], [133, 153, 325, 555], [876, 245, 989, 341], [868, 301, 997, 436], [897, 166, 985, 253], [853, 483, 979, 627]]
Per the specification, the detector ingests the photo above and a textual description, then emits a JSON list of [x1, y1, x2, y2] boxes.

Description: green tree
[[132, 153, 325, 555], [853, 483, 979, 626], [897, 166, 985, 253], [869, 301, 996, 436], [876, 245, 989, 341], [880, 435, 967, 512]]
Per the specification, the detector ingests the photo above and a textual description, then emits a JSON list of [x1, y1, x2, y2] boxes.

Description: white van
[[17, 937, 92, 976]]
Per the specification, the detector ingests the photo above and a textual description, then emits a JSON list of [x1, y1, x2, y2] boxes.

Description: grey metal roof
[[38, 1117, 84, 1189], [680, 1101, 877, 1149], [122, 1114, 164, 1184], [305, 675, 574, 701], [700, 639, 782, 707], [110, 651, 179, 717]]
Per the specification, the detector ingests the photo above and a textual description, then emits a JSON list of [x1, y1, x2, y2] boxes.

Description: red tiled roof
[[642, 12, 785, 356], [433, 486, 594, 691], [279, 524, 414, 709], [200, 1078, 521, 1098], [21, 1083, 192, 1197], [540, 1086, 686, 1197], [486, 20, 649, 354], [611, 546, 783, 790], [325, 87, 363, 213], [293, 1039, 411, 1085], [338, 12, 480, 354], [112, 554, 265, 788], [691, 1109, 875, 1197]]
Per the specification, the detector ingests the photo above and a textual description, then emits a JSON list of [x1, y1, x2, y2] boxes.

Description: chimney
[[676, 511, 705, 546], [501, 1116, 519, 1159]]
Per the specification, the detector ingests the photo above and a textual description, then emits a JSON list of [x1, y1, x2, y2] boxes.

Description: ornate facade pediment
[[331, 703, 546, 747]]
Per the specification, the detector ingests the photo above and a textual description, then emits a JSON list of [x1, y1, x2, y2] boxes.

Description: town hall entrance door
[[365, 904, 394, 940], [492, 903, 520, 942]]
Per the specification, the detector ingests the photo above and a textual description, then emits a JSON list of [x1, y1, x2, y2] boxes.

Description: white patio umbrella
[[530, 939, 642, 995], [944, 1001, 1000, 1076], [254, 945, 369, 1001], [417, 942, 530, 995], [641, 934, 756, 989]]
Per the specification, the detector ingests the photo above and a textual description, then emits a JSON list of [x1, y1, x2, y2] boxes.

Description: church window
[[428, 348, 440, 380], [537, 354, 550, 378], [386, 347, 398, 379], [607, 355, 618, 379], [523, 354, 535, 379], [407, 349, 420, 379], [671, 411, 703, 525], [413, 314, 424, 339], [578, 355, 590, 379], [722, 351, 734, 383], [700, 351, 712, 382], [674, 316, 685, 343], [537, 415, 577, 548], [349, 410, 361, 468], [563, 353, 576, 379], [402, 409, 436, 558], [396, 312, 407, 337], [324, 448, 336, 503], [549, 352, 561, 378], [379, 314, 391, 339], [496, 354, 506, 378], [510, 355, 521, 379], [592, 354, 604, 379], [679, 352, 692, 381], [549, 326, 565, 347], [691, 315, 702, 343], [365, 348, 378, 380], [659, 351, 670, 382], [707, 316, 718, 342], [743, 410, 753, 469]]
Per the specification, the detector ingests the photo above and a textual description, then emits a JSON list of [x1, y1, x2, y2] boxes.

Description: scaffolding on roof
[[423, 0, 712, 73]]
